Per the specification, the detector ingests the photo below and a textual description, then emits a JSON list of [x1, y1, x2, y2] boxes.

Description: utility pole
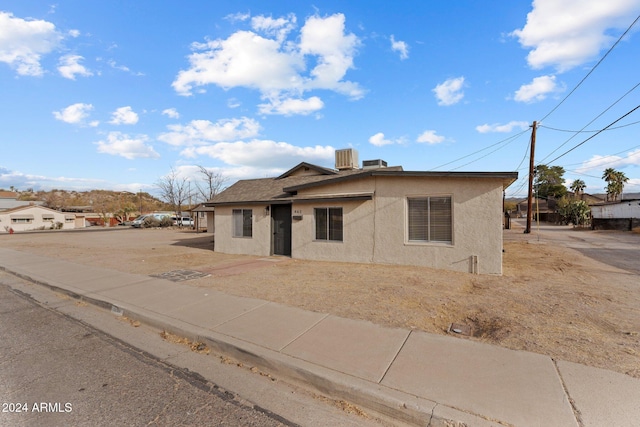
[[524, 121, 537, 234]]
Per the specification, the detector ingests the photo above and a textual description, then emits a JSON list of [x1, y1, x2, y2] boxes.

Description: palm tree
[[613, 170, 629, 200], [570, 179, 586, 199], [602, 168, 628, 201], [602, 168, 616, 183]]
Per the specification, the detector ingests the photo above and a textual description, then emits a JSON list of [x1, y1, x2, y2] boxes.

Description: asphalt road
[[0, 283, 292, 427]]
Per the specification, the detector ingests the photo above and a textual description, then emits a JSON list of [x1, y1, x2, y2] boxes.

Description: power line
[[431, 129, 528, 170], [560, 142, 640, 168], [515, 132, 531, 171], [545, 103, 640, 165], [537, 13, 640, 123], [538, 81, 640, 164], [539, 119, 640, 133], [451, 131, 527, 170]]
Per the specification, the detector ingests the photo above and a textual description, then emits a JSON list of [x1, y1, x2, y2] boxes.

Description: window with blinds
[[232, 209, 252, 237], [315, 207, 343, 241], [407, 196, 452, 243]]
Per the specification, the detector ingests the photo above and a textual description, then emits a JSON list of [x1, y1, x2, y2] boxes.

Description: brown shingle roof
[[207, 166, 370, 205], [207, 162, 518, 206]]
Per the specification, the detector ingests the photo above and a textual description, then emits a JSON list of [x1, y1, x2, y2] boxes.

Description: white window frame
[[406, 196, 453, 244]]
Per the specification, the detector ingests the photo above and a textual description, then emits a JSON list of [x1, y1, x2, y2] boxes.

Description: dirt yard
[[2, 224, 638, 378]]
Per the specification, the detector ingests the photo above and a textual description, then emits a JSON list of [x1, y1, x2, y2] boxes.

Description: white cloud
[[162, 108, 180, 119], [251, 14, 297, 41], [158, 117, 261, 147], [180, 140, 334, 169], [0, 167, 107, 191], [173, 30, 303, 95], [53, 103, 96, 125], [68, 29, 80, 38], [511, 0, 640, 72], [368, 132, 395, 147], [225, 12, 251, 23], [0, 11, 63, 76], [258, 96, 324, 116], [416, 130, 445, 145], [109, 106, 139, 125], [513, 74, 563, 103], [58, 54, 92, 80], [95, 131, 159, 159], [433, 77, 465, 106], [104, 58, 144, 76], [476, 121, 530, 133], [390, 35, 409, 60], [577, 148, 640, 173], [107, 59, 129, 72], [227, 98, 241, 108], [172, 13, 363, 115]]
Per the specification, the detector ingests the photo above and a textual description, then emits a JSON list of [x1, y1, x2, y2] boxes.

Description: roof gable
[[276, 162, 337, 179]]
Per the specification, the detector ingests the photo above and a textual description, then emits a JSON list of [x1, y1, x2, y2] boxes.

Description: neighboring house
[[206, 149, 517, 275], [514, 193, 603, 223], [590, 199, 640, 231], [191, 204, 214, 232], [515, 197, 555, 220], [0, 205, 79, 233], [0, 191, 45, 211]]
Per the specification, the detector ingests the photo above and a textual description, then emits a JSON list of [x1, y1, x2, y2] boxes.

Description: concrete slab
[[0, 256, 144, 293], [164, 293, 268, 330], [90, 277, 175, 306], [282, 315, 410, 383], [127, 283, 222, 312], [381, 331, 578, 427], [557, 360, 640, 427], [0, 248, 55, 267], [214, 302, 328, 351]]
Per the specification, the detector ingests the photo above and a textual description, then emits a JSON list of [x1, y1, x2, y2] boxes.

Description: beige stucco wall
[[214, 205, 271, 256], [0, 207, 76, 233], [291, 199, 375, 263], [291, 175, 505, 274], [213, 175, 506, 274]]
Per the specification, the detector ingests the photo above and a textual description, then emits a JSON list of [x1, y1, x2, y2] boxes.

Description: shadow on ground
[[170, 233, 215, 251]]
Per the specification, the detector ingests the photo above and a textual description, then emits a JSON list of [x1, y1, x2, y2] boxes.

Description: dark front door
[[271, 205, 292, 256]]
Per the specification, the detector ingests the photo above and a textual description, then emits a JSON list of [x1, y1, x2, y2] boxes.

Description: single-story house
[[0, 205, 80, 233], [191, 204, 215, 233], [206, 149, 518, 275], [590, 199, 640, 231], [0, 191, 45, 211]]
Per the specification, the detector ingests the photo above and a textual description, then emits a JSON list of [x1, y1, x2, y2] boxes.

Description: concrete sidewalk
[[1, 247, 638, 426]]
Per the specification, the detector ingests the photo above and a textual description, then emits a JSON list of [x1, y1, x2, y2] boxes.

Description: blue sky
[[2, 1, 640, 199]]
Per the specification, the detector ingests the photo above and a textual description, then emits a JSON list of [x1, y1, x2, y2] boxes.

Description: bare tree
[[195, 165, 228, 202], [156, 168, 190, 223]]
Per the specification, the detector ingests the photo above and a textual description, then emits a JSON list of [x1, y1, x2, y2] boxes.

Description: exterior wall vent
[[335, 148, 359, 170], [362, 159, 387, 170]]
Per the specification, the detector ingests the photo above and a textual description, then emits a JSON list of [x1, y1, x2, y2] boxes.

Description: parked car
[[131, 213, 172, 228], [130, 215, 148, 228], [172, 216, 194, 227]]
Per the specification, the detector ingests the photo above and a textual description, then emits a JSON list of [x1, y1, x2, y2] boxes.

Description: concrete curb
[[3, 266, 499, 427]]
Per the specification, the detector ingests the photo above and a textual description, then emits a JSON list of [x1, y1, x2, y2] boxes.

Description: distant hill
[[1, 188, 169, 214]]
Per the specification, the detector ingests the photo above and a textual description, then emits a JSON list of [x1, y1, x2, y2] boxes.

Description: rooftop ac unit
[[362, 159, 387, 170], [335, 148, 358, 170]]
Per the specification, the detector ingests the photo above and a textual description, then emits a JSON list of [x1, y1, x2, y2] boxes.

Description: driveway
[[509, 219, 640, 274]]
